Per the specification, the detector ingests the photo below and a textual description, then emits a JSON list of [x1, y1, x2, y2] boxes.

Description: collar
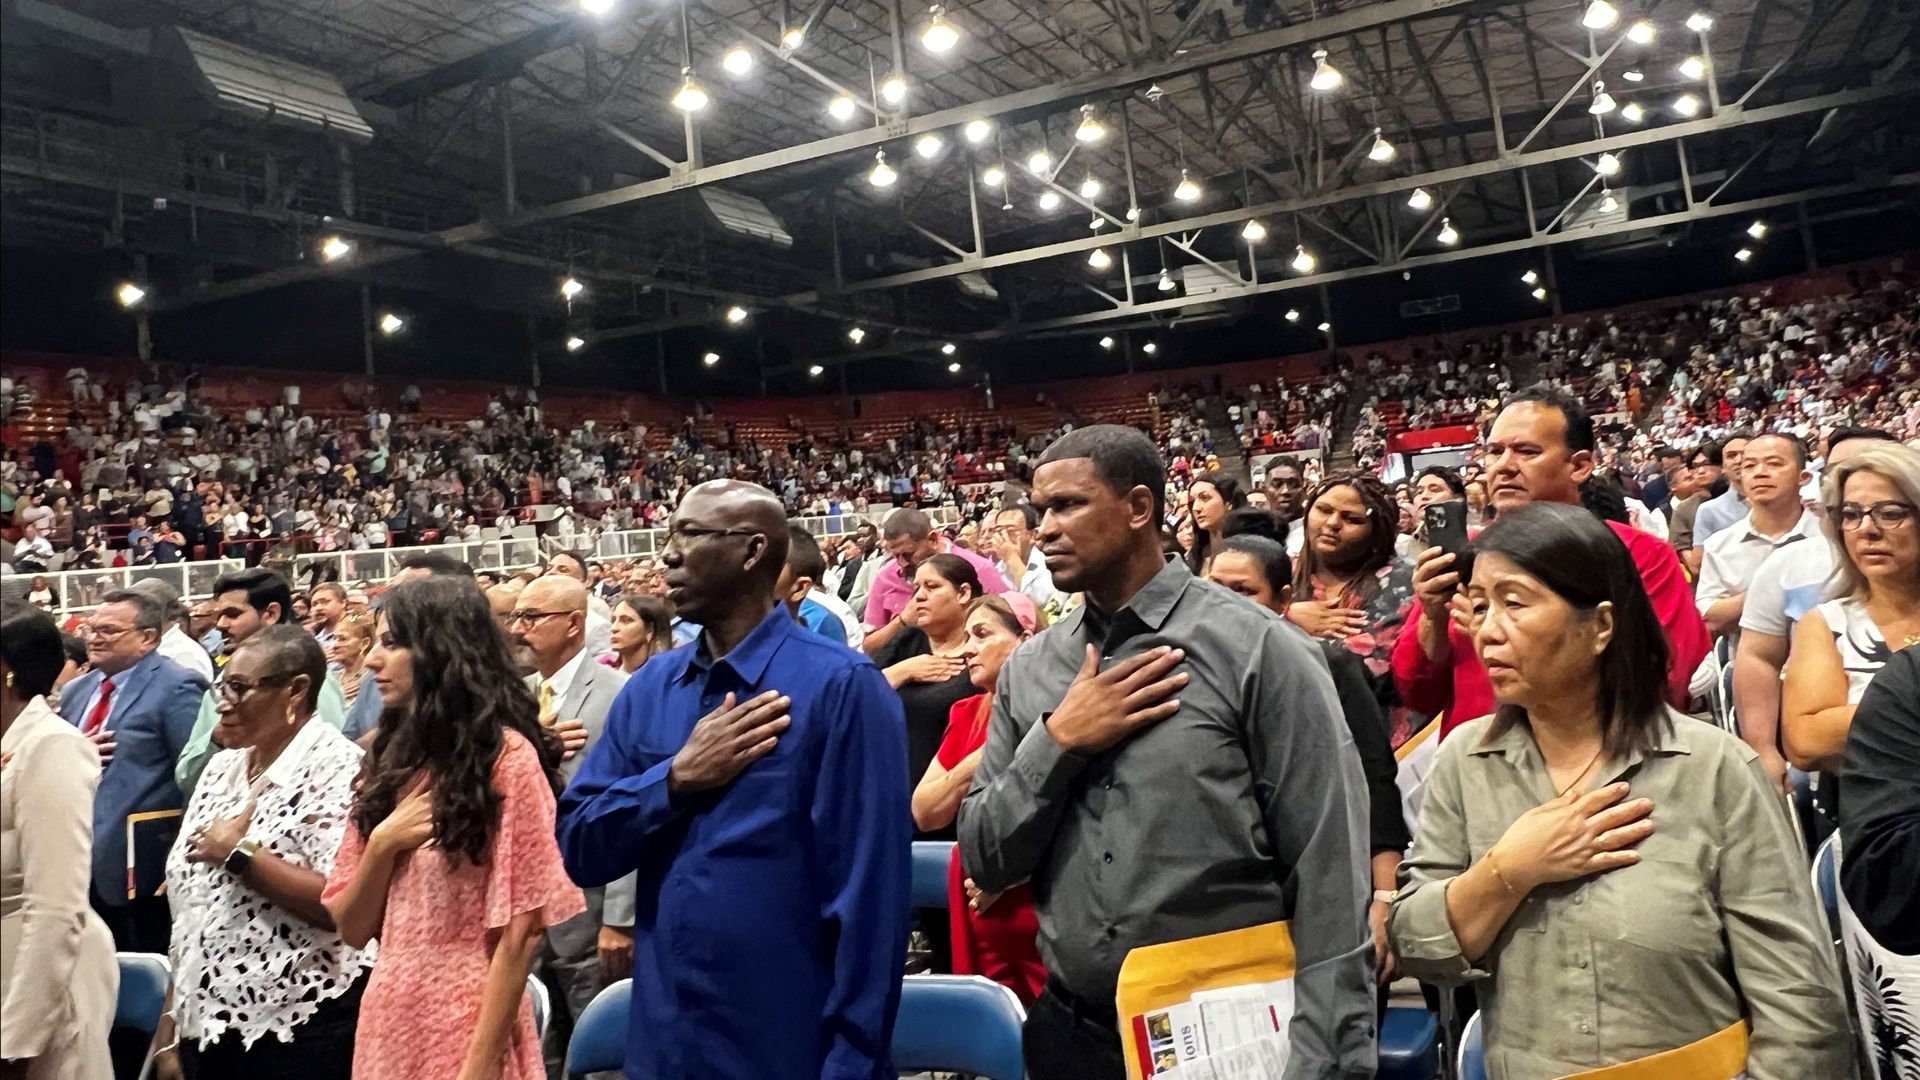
[[1466, 707, 1696, 781], [260, 714, 334, 789], [542, 645, 590, 702], [1736, 508, 1820, 547], [1066, 558, 1191, 640], [675, 604, 795, 686]]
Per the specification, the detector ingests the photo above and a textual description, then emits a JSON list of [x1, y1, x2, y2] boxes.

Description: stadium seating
[[563, 978, 632, 1076], [527, 973, 551, 1040], [892, 974, 1027, 1080], [1812, 835, 1840, 945], [1377, 1007, 1440, 1080], [911, 840, 955, 910], [1458, 1009, 1487, 1080]]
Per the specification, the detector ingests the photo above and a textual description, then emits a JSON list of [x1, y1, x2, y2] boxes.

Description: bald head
[[513, 574, 589, 675], [522, 574, 588, 614], [663, 480, 789, 626]]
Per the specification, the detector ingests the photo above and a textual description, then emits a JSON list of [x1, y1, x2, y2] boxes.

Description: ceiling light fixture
[[963, 118, 992, 143], [115, 282, 146, 308], [1089, 214, 1105, 231], [1620, 101, 1645, 123], [1589, 80, 1616, 114], [1285, 308, 1301, 322], [671, 68, 709, 112], [1173, 168, 1202, 202], [868, 149, 897, 188], [1679, 55, 1706, 80], [1290, 245, 1317, 273], [1027, 149, 1053, 176], [1037, 190, 1062, 211], [1079, 175, 1103, 199], [702, 351, 721, 365], [566, 336, 586, 352], [1436, 217, 1459, 245], [1686, 11, 1715, 33], [1735, 247, 1753, 262], [1581, 0, 1619, 30], [1087, 247, 1112, 270], [1157, 267, 1176, 292], [560, 277, 584, 300], [1599, 187, 1619, 213], [579, 0, 617, 15], [1622, 68, 1645, 82], [725, 305, 749, 324], [914, 132, 944, 159], [378, 312, 405, 335], [722, 46, 754, 77], [1627, 19, 1656, 44], [921, 5, 959, 52], [981, 164, 1006, 187], [941, 342, 957, 355], [827, 95, 857, 121], [1594, 151, 1622, 176], [809, 364, 825, 376], [1368, 129, 1396, 162], [1407, 187, 1434, 211], [879, 76, 908, 106], [948, 361, 962, 373], [1125, 205, 1140, 221], [847, 327, 866, 343], [1672, 92, 1703, 116], [1747, 220, 1768, 239], [1142, 341, 1159, 354], [1075, 104, 1108, 144], [1241, 219, 1267, 243], [1309, 48, 1343, 92], [1316, 321, 1331, 333], [1522, 269, 1539, 284], [1532, 286, 1549, 300], [781, 26, 805, 49], [1098, 335, 1114, 350], [319, 235, 353, 262]]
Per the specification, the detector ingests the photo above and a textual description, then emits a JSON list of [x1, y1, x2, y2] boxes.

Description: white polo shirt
[[1696, 509, 1821, 627], [1739, 535, 1838, 638]]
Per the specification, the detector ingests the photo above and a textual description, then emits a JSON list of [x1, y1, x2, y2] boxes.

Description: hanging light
[[1532, 286, 1549, 300], [671, 68, 709, 112], [1027, 149, 1053, 176], [1686, 11, 1715, 32], [560, 277, 585, 300], [1157, 267, 1176, 292], [1309, 48, 1342, 92], [1173, 169, 1202, 202], [1241, 219, 1268, 243], [1125, 205, 1140, 221], [914, 132, 944, 159], [1594, 151, 1621, 176], [847, 327, 866, 343], [378, 312, 405, 335], [1622, 68, 1645, 82], [1672, 92, 1703, 117], [1522, 269, 1540, 284], [827, 95, 858, 121], [1627, 19, 1657, 44], [1089, 214, 1106, 231], [1747, 220, 1768, 239], [1285, 308, 1301, 322], [868, 149, 898, 188], [1735, 247, 1753, 263], [808, 364, 825, 376], [1075, 104, 1108, 144], [1290, 245, 1317, 273], [1436, 217, 1459, 245], [1589, 80, 1616, 115], [1087, 247, 1112, 270], [1620, 101, 1646, 123], [702, 351, 721, 365], [1037, 190, 1063, 211], [1407, 187, 1434, 211], [1367, 129, 1397, 162], [566, 336, 586, 352], [725, 305, 749, 324], [1316, 321, 1331, 333], [981, 164, 1006, 187], [963, 118, 992, 144], [722, 46, 754, 77], [879, 75, 908, 106], [1098, 335, 1115, 350], [1142, 342, 1159, 354], [1679, 55, 1707, 80], [1079, 175, 1103, 199], [115, 281, 147, 308], [941, 342, 958, 355], [1581, 0, 1619, 30], [1599, 187, 1618, 213], [319, 235, 353, 262], [921, 5, 959, 52], [579, 0, 617, 14], [781, 26, 806, 49], [948, 361, 962, 373]]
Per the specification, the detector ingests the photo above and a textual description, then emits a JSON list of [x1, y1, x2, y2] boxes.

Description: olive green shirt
[[1389, 710, 1855, 1080]]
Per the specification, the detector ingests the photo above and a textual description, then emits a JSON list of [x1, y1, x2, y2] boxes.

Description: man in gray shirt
[[958, 425, 1374, 1080]]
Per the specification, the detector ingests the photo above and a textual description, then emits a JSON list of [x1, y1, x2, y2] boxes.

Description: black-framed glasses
[[506, 609, 574, 627], [1838, 501, 1916, 531], [664, 525, 759, 548], [217, 672, 298, 702]]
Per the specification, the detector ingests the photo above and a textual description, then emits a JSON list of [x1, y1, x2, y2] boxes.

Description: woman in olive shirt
[[1389, 503, 1853, 1079]]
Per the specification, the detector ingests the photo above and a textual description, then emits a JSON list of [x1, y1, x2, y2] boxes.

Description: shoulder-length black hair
[[352, 576, 563, 866], [1291, 472, 1400, 605], [1472, 502, 1671, 759]]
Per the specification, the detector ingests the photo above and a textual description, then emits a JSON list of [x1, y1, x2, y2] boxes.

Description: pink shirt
[[862, 540, 1011, 626]]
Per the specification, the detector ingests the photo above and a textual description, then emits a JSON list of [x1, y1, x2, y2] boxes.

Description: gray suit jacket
[[531, 657, 635, 926]]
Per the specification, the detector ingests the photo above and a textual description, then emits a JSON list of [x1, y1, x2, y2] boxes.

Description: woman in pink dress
[[322, 577, 584, 1080]]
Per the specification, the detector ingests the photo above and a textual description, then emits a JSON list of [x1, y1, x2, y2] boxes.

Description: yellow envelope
[[1115, 920, 1297, 1080], [1560, 1021, 1749, 1080]]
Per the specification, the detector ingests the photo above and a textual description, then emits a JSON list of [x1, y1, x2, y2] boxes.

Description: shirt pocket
[[1606, 854, 1721, 956]]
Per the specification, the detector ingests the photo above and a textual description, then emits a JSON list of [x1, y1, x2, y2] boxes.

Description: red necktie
[[82, 678, 116, 736]]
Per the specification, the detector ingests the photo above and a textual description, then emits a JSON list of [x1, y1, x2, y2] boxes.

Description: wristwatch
[[1373, 889, 1398, 904], [225, 838, 262, 877]]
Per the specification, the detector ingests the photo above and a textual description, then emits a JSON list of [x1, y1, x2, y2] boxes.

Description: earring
[[3, 672, 12, 690], [285, 705, 297, 727]]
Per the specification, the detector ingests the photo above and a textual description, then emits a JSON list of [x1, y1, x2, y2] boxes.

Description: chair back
[[527, 973, 551, 1039], [1812, 833, 1840, 943], [891, 975, 1025, 1080], [564, 978, 632, 1075], [1458, 1009, 1488, 1080], [115, 952, 171, 1034], [1376, 1007, 1438, 1080], [911, 840, 954, 910]]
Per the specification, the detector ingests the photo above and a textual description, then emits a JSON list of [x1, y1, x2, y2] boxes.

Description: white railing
[[6, 505, 958, 612]]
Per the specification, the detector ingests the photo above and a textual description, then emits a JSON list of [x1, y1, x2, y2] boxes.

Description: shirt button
[[1580, 1022, 1593, 1035], [1577, 957, 1589, 969], [1102, 852, 1113, 864], [1106, 927, 1118, 939], [1573, 894, 1585, 905]]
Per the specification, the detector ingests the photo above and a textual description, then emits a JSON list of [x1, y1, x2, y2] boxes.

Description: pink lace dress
[[323, 730, 585, 1080]]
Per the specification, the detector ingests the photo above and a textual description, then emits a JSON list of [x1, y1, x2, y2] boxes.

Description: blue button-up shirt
[[558, 604, 911, 1080]]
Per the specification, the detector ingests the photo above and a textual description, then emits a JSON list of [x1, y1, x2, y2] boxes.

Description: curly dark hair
[[351, 576, 563, 866], [1291, 472, 1401, 606]]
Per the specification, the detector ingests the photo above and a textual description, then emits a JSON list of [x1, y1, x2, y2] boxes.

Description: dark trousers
[[95, 893, 171, 954], [179, 975, 365, 1080], [1025, 982, 1128, 1080]]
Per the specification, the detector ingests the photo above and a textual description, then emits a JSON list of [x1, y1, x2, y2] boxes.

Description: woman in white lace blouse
[[149, 627, 372, 1080]]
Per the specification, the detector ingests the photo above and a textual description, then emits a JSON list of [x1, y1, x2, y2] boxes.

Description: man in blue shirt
[[558, 480, 911, 1080]]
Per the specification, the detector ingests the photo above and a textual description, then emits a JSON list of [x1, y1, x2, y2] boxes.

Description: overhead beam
[[365, 19, 594, 106]]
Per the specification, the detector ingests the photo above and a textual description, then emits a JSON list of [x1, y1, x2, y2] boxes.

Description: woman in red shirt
[[909, 594, 1046, 1005]]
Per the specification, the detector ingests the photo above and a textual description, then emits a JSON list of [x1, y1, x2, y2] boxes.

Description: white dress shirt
[[159, 625, 215, 684], [1696, 509, 1821, 632]]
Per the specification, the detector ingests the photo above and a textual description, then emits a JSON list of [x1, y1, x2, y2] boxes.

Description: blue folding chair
[[118, 952, 171, 1080], [1377, 1007, 1439, 1080], [563, 978, 631, 1077], [1812, 833, 1840, 944], [891, 974, 1026, 1080], [912, 840, 955, 910], [1457, 1009, 1486, 1080], [527, 973, 551, 1039]]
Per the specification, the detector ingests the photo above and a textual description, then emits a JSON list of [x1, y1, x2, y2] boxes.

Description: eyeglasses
[[86, 624, 137, 640], [664, 524, 759, 547], [1838, 501, 1916, 531], [506, 609, 574, 627], [217, 673, 297, 702]]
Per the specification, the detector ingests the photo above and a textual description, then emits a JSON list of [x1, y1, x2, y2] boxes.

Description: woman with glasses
[[1783, 442, 1920, 778], [151, 626, 371, 1080], [322, 577, 581, 1080]]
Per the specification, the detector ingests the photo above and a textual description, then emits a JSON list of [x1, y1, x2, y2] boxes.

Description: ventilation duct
[[694, 188, 793, 248], [113, 26, 372, 140]]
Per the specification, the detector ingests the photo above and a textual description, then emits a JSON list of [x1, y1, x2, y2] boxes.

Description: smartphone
[[1424, 501, 1469, 557]]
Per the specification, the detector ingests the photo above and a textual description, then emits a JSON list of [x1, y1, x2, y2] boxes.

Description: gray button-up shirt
[[1390, 710, 1855, 1079], [958, 560, 1375, 1079]]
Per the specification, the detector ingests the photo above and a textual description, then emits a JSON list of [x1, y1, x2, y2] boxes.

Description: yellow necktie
[[538, 681, 556, 727]]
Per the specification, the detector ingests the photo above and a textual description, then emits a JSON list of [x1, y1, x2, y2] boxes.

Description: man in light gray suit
[[510, 575, 635, 1075]]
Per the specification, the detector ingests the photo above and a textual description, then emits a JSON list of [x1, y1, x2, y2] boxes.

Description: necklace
[[1553, 746, 1607, 800]]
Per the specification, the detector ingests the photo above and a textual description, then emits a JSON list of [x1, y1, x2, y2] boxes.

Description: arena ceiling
[[3, 0, 1918, 377]]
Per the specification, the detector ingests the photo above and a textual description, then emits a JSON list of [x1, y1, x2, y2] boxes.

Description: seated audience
[[1389, 503, 1854, 1077]]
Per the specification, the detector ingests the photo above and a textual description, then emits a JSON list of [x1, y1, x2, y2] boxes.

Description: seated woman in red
[[910, 594, 1046, 1005]]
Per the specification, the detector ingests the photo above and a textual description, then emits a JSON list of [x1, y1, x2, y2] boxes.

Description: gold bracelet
[[1484, 850, 1519, 897]]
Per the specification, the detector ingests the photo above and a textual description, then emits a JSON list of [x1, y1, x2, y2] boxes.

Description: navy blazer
[[58, 651, 207, 906]]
